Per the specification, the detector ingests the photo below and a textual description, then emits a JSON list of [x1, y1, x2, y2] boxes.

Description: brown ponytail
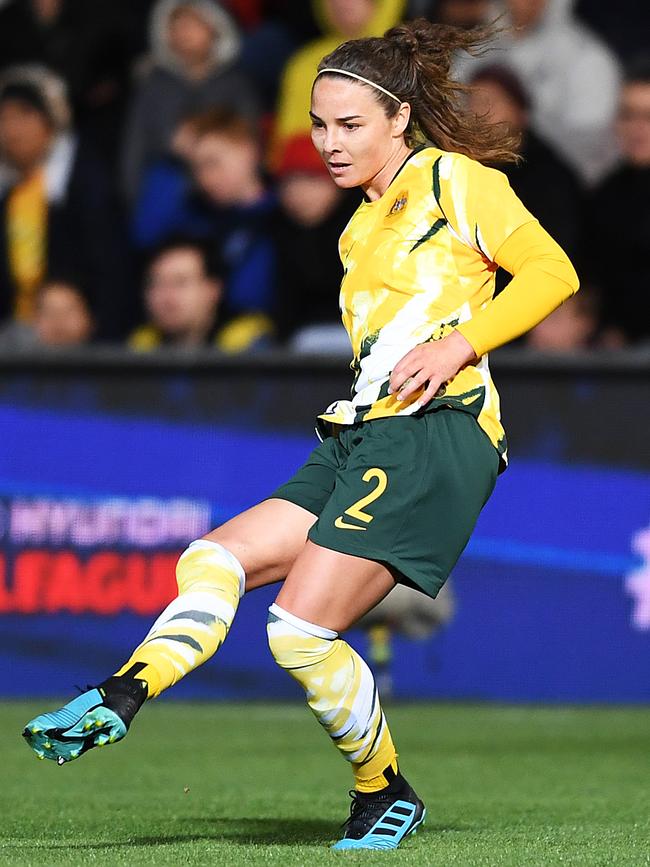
[[317, 18, 519, 165]]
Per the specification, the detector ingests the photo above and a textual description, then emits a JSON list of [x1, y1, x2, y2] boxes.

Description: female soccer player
[[23, 19, 579, 851]]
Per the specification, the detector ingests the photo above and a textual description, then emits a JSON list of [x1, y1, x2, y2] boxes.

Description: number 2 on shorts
[[335, 468, 388, 531]]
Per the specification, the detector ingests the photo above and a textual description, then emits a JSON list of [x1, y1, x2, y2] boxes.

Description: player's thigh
[[204, 498, 317, 590], [207, 436, 345, 590], [274, 539, 397, 632], [203, 437, 345, 590]]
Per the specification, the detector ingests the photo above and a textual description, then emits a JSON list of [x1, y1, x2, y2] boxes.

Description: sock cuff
[[268, 603, 338, 640], [179, 540, 246, 598]]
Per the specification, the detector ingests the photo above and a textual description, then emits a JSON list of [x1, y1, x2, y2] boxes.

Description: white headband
[[316, 68, 401, 104]]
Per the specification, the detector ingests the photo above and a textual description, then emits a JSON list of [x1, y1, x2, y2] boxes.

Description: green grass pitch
[[1, 701, 649, 866]]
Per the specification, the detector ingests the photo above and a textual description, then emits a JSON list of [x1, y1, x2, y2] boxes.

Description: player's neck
[[362, 143, 413, 202]]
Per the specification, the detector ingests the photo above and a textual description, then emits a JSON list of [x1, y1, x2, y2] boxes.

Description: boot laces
[[342, 789, 394, 839]]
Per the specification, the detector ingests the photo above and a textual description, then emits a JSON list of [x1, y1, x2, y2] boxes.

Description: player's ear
[[392, 102, 411, 138]]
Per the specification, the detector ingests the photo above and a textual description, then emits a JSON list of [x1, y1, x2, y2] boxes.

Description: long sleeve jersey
[[317, 146, 579, 465]]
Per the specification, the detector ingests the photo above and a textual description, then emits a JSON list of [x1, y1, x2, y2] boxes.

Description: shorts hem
[[307, 529, 445, 599], [267, 492, 320, 518]]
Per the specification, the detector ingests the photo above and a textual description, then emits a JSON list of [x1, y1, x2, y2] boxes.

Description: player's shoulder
[[415, 147, 509, 190]]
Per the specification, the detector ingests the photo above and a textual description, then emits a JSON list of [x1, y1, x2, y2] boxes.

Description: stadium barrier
[[1, 347, 649, 702]]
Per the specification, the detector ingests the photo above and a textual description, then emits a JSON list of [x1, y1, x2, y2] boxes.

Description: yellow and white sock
[[115, 540, 244, 698], [267, 602, 398, 792]]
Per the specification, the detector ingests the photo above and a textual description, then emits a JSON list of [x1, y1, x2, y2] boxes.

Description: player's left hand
[[388, 330, 477, 407]]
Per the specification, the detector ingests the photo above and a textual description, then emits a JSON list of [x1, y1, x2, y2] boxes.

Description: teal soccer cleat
[[22, 675, 147, 765], [332, 781, 426, 851]]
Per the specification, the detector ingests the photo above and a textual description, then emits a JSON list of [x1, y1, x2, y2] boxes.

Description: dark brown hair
[[317, 18, 519, 164]]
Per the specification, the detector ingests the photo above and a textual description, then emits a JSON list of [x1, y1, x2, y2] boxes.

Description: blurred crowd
[[0, 0, 648, 355]]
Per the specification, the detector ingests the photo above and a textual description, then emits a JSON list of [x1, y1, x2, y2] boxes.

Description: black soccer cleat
[[332, 779, 426, 850]]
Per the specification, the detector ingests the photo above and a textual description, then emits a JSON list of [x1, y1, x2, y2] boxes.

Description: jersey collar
[[361, 144, 430, 204]]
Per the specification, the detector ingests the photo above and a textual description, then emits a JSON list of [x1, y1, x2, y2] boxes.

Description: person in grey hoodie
[[121, 0, 258, 203], [453, 0, 622, 184]]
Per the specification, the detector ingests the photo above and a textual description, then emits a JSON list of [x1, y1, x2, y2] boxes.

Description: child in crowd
[[130, 112, 214, 249], [121, 0, 258, 201], [190, 107, 276, 316], [129, 107, 276, 320], [0, 278, 94, 349]]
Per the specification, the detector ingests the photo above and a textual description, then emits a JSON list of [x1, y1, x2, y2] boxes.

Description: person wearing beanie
[[0, 65, 131, 339], [0, 0, 147, 166], [121, 0, 259, 202]]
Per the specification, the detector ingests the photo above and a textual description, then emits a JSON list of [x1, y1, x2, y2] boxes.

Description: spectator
[[468, 65, 583, 262], [121, 0, 258, 201], [454, 0, 622, 184], [272, 135, 358, 351], [0, 1, 145, 166], [0, 277, 94, 348], [129, 237, 272, 351], [582, 60, 650, 345], [189, 107, 276, 315], [130, 112, 213, 250], [223, 1, 307, 112], [418, 0, 490, 28], [33, 278, 94, 346], [0, 65, 131, 339], [130, 107, 276, 316], [526, 288, 600, 351], [271, 0, 406, 165]]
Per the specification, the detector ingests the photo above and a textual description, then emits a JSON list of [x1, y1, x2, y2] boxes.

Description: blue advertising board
[[1, 368, 649, 703]]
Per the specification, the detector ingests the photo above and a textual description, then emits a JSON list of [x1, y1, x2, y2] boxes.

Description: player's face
[[310, 77, 408, 191]]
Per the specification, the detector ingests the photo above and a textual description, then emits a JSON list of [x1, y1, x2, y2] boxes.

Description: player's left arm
[[453, 220, 579, 358], [390, 159, 579, 404]]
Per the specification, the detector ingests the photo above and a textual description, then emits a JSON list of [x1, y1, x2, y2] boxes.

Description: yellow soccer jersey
[[317, 146, 536, 464]]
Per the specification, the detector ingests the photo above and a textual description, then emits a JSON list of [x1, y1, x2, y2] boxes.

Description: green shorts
[[271, 409, 499, 598]]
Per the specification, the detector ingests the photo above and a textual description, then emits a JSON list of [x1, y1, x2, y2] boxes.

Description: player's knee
[[175, 540, 245, 597], [266, 602, 338, 670]]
